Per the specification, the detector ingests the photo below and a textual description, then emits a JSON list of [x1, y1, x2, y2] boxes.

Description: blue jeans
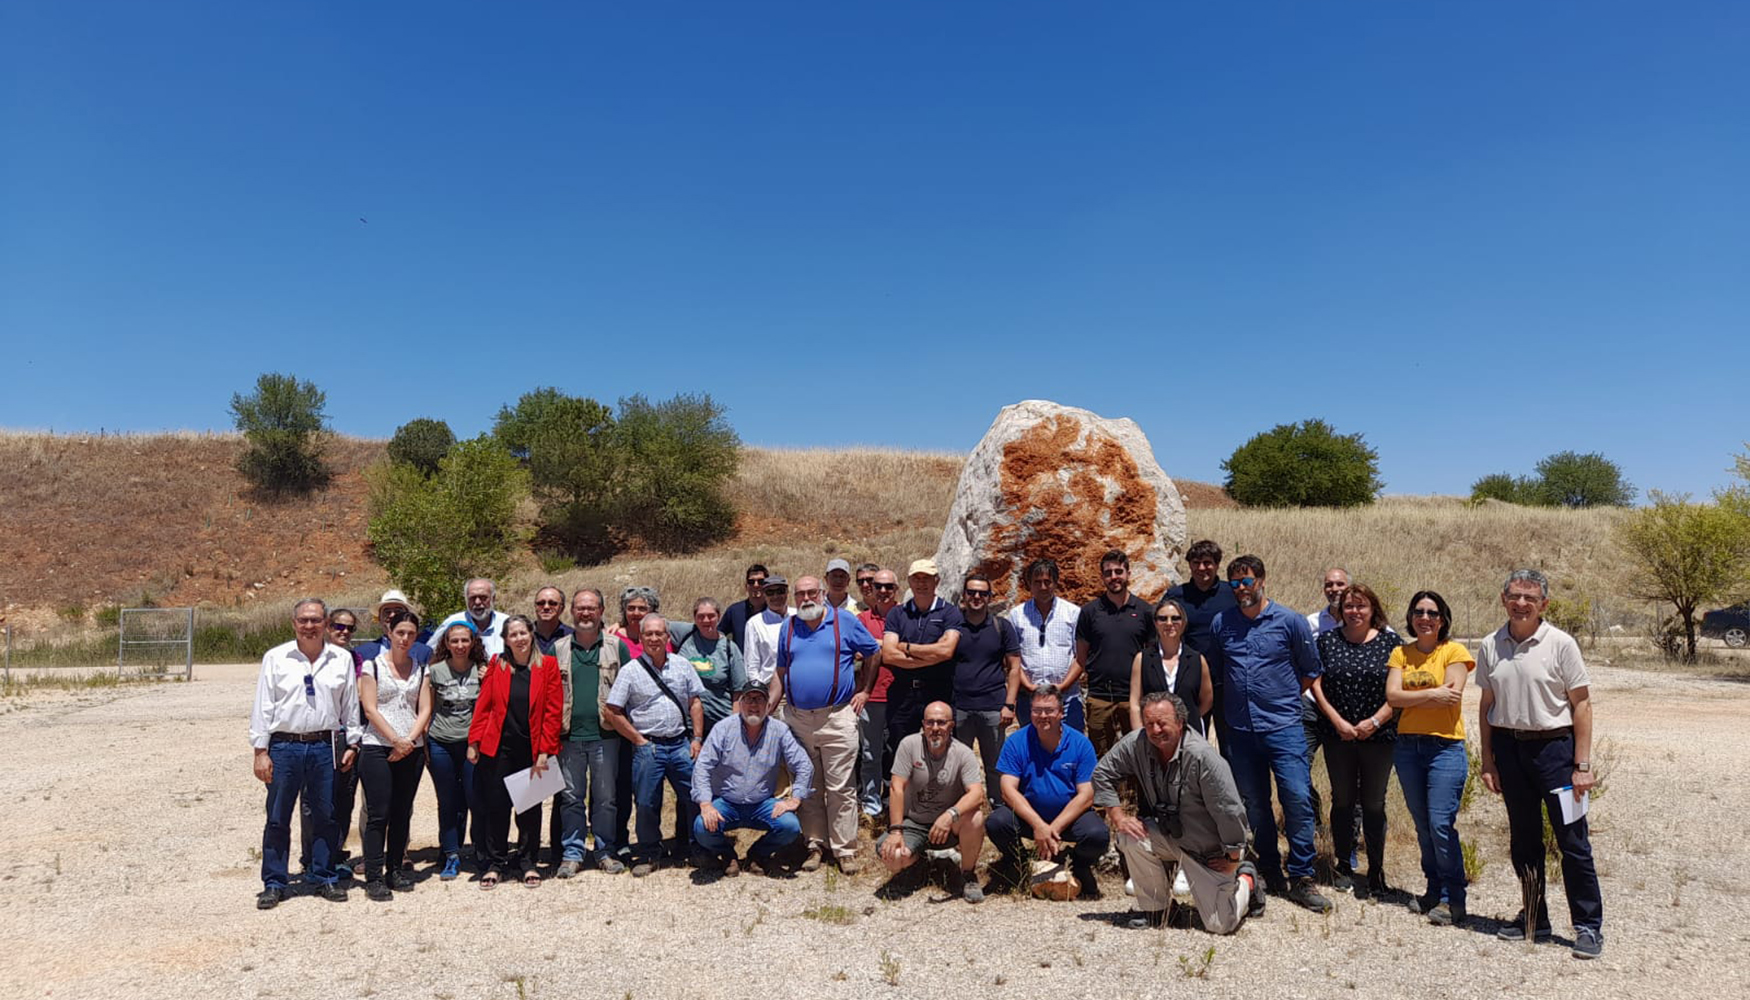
[[692, 797, 802, 859], [1225, 725, 1318, 881], [859, 701, 889, 817], [425, 739, 479, 859], [262, 739, 337, 889], [559, 737, 621, 862], [1394, 734, 1468, 907], [630, 737, 695, 862]]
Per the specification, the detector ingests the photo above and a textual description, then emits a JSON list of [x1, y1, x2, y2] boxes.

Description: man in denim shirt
[[691, 682, 814, 876], [1210, 555, 1330, 913]]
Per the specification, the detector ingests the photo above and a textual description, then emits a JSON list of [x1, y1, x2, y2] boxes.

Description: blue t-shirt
[[953, 615, 1021, 711], [1212, 600, 1322, 733], [776, 606, 881, 710], [996, 724, 1097, 818]]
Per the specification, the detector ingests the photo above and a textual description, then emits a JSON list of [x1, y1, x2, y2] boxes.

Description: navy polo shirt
[[1074, 592, 1155, 701], [883, 597, 964, 707], [953, 615, 1021, 711], [1212, 600, 1322, 733], [1163, 580, 1236, 663]]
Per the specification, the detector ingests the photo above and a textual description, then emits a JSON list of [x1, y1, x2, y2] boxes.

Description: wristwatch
[[946, 806, 960, 822], [1575, 761, 1591, 773], [1004, 702, 1016, 710]]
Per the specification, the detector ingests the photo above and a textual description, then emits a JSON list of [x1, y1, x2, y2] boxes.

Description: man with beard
[[426, 578, 510, 658], [1211, 555, 1330, 912], [774, 575, 881, 873], [1095, 692, 1258, 932], [1007, 558, 1086, 732], [880, 701, 987, 902], [691, 682, 813, 876], [603, 614, 707, 877], [1075, 550, 1156, 755]]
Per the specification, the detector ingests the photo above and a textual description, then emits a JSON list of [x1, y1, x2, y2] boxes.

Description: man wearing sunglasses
[[1210, 555, 1330, 913], [356, 590, 431, 667], [530, 585, 575, 657], [250, 598, 364, 909], [856, 568, 900, 820], [720, 563, 771, 650], [953, 573, 1021, 796]]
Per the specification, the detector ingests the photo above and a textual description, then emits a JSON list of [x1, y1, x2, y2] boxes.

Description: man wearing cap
[[356, 590, 432, 666], [742, 575, 794, 688], [857, 568, 900, 820], [776, 575, 882, 873], [881, 559, 963, 768], [425, 578, 510, 658], [721, 563, 770, 650], [250, 598, 363, 908], [880, 700, 987, 902], [691, 681, 814, 876], [824, 558, 862, 613]]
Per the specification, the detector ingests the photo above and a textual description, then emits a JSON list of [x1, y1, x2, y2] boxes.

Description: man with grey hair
[[672, 596, 747, 733], [554, 587, 625, 876], [1478, 569, 1603, 959], [250, 598, 363, 908], [426, 578, 509, 657], [604, 612, 707, 877], [1095, 691, 1258, 932]]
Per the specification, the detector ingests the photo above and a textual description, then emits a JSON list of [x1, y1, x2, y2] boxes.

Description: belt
[[270, 730, 333, 744], [1499, 726, 1573, 741], [648, 733, 689, 744]]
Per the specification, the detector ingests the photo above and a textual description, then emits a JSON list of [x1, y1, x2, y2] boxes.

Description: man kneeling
[[1093, 691, 1258, 932], [691, 682, 813, 876], [880, 701, 987, 902]]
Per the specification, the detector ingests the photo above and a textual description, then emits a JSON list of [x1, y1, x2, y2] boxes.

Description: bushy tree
[[1533, 450, 1635, 508], [386, 418, 455, 475], [613, 393, 741, 550], [1222, 419, 1382, 508], [366, 435, 530, 620], [1470, 472, 1540, 505], [494, 389, 618, 559], [229, 373, 332, 496], [1616, 491, 1750, 660]]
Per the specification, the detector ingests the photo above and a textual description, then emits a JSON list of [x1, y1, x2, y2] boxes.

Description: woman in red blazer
[[467, 615, 562, 887]]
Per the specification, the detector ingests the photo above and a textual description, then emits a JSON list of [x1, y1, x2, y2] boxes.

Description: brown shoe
[[723, 855, 741, 877], [836, 854, 861, 876], [801, 848, 823, 872]]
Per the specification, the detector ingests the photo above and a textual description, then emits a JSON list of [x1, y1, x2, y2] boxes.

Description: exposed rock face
[[931, 400, 1187, 606]]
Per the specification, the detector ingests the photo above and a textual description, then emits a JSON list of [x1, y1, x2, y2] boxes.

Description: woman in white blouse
[[358, 609, 433, 901]]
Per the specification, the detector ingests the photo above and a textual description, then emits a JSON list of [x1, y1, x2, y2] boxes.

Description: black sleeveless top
[[1139, 642, 1205, 736]]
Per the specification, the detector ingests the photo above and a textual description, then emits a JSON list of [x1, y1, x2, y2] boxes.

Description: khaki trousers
[[781, 701, 861, 857], [1117, 819, 1250, 935]]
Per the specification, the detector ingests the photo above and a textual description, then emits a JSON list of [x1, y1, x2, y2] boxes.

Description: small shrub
[[386, 418, 456, 476], [229, 372, 333, 497], [1221, 419, 1381, 508], [1469, 473, 1539, 506], [1544, 596, 1594, 647], [537, 549, 575, 575], [94, 605, 121, 628], [1462, 839, 1485, 882], [56, 603, 87, 624]]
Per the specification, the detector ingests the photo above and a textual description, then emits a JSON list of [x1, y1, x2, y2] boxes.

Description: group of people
[[249, 546, 1603, 958]]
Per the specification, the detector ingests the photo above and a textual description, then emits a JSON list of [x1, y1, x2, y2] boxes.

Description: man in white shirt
[[743, 575, 795, 687], [425, 577, 510, 658], [250, 598, 364, 908], [1006, 558, 1085, 731]]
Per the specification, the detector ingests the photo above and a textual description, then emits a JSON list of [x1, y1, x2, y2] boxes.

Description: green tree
[[1221, 419, 1382, 508], [494, 389, 619, 559], [386, 418, 456, 475], [366, 435, 530, 620], [1469, 472, 1540, 505], [229, 373, 332, 496], [1532, 450, 1635, 508], [612, 393, 741, 551], [1616, 491, 1750, 660]]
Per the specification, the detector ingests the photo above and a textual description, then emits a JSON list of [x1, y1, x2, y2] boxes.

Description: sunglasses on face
[[872, 583, 897, 592], [856, 577, 874, 587], [747, 578, 767, 587], [1226, 577, 1258, 589], [964, 590, 991, 599], [1155, 614, 1183, 623], [328, 622, 355, 633], [534, 599, 562, 608], [1411, 609, 1444, 619]]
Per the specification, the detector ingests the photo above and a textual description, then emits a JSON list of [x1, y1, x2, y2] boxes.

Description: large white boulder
[[931, 400, 1186, 606]]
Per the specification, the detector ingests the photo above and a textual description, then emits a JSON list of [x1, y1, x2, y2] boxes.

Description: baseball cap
[[825, 558, 852, 575], [907, 558, 939, 578]]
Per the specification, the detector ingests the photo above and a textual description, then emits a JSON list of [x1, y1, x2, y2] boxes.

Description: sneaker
[[1286, 877, 1332, 913], [1365, 870, 1388, 898], [1124, 877, 1136, 897], [1496, 911, 1554, 943], [836, 854, 862, 876], [389, 871, 415, 891], [365, 880, 393, 902], [987, 858, 1025, 893], [1126, 909, 1168, 929], [631, 862, 654, 878], [1572, 926, 1604, 959], [318, 882, 348, 903], [1330, 869, 1354, 894], [439, 855, 461, 881], [1409, 891, 1442, 915], [962, 875, 985, 904], [1239, 862, 1265, 918], [597, 856, 627, 875], [1428, 902, 1466, 927], [555, 860, 582, 879], [800, 848, 823, 872], [255, 888, 284, 910]]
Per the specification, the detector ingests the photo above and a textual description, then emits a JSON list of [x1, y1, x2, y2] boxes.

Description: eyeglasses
[[1410, 609, 1444, 619], [534, 600, 562, 608], [1154, 614, 1184, 623], [295, 616, 325, 626], [872, 583, 897, 592], [746, 578, 767, 587], [327, 622, 355, 633], [1226, 577, 1258, 589], [964, 589, 991, 599]]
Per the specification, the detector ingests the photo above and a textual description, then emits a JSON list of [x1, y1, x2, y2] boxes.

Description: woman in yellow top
[[1385, 590, 1475, 928]]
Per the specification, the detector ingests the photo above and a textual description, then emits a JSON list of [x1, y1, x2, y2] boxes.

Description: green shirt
[[568, 643, 603, 742]]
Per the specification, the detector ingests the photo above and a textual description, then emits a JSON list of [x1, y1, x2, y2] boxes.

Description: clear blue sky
[[4, 2, 1745, 498]]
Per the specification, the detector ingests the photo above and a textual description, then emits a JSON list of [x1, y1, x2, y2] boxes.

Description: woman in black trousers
[[357, 610, 433, 901]]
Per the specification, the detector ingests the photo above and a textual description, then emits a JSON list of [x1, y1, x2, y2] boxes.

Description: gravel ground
[[2, 661, 1747, 1000]]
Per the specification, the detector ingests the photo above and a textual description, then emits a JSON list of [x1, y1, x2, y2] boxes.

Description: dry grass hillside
[[0, 432, 1643, 651]]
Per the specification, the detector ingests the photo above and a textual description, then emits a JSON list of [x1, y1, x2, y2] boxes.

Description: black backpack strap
[[639, 658, 690, 721]]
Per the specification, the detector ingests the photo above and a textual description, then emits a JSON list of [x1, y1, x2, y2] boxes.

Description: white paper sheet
[[1552, 785, 1590, 825], [504, 762, 565, 814]]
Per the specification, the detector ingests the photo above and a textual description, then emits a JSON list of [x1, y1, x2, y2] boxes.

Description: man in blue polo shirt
[[985, 684, 1108, 897], [776, 575, 882, 874], [1211, 554, 1330, 913]]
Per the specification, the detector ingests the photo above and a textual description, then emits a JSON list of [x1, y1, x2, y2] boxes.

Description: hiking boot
[[389, 870, 415, 891], [1286, 877, 1332, 913], [597, 856, 627, 875], [1496, 911, 1553, 943], [1365, 870, 1388, 898], [1572, 926, 1604, 959], [1409, 890, 1442, 915], [961, 872, 985, 904], [1428, 902, 1466, 927], [837, 853, 862, 876], [800, 847, 823, 872], [555, 860, 582, 879], [1239, 861, 1265, 918], [1330, 868, 1354, 894], [317, 882, 348, 903], [630, 862, 654, 878]]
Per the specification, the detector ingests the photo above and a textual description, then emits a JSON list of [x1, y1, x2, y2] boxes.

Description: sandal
[[523, 870, 542, 888], [480, 872, 499, 890]]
